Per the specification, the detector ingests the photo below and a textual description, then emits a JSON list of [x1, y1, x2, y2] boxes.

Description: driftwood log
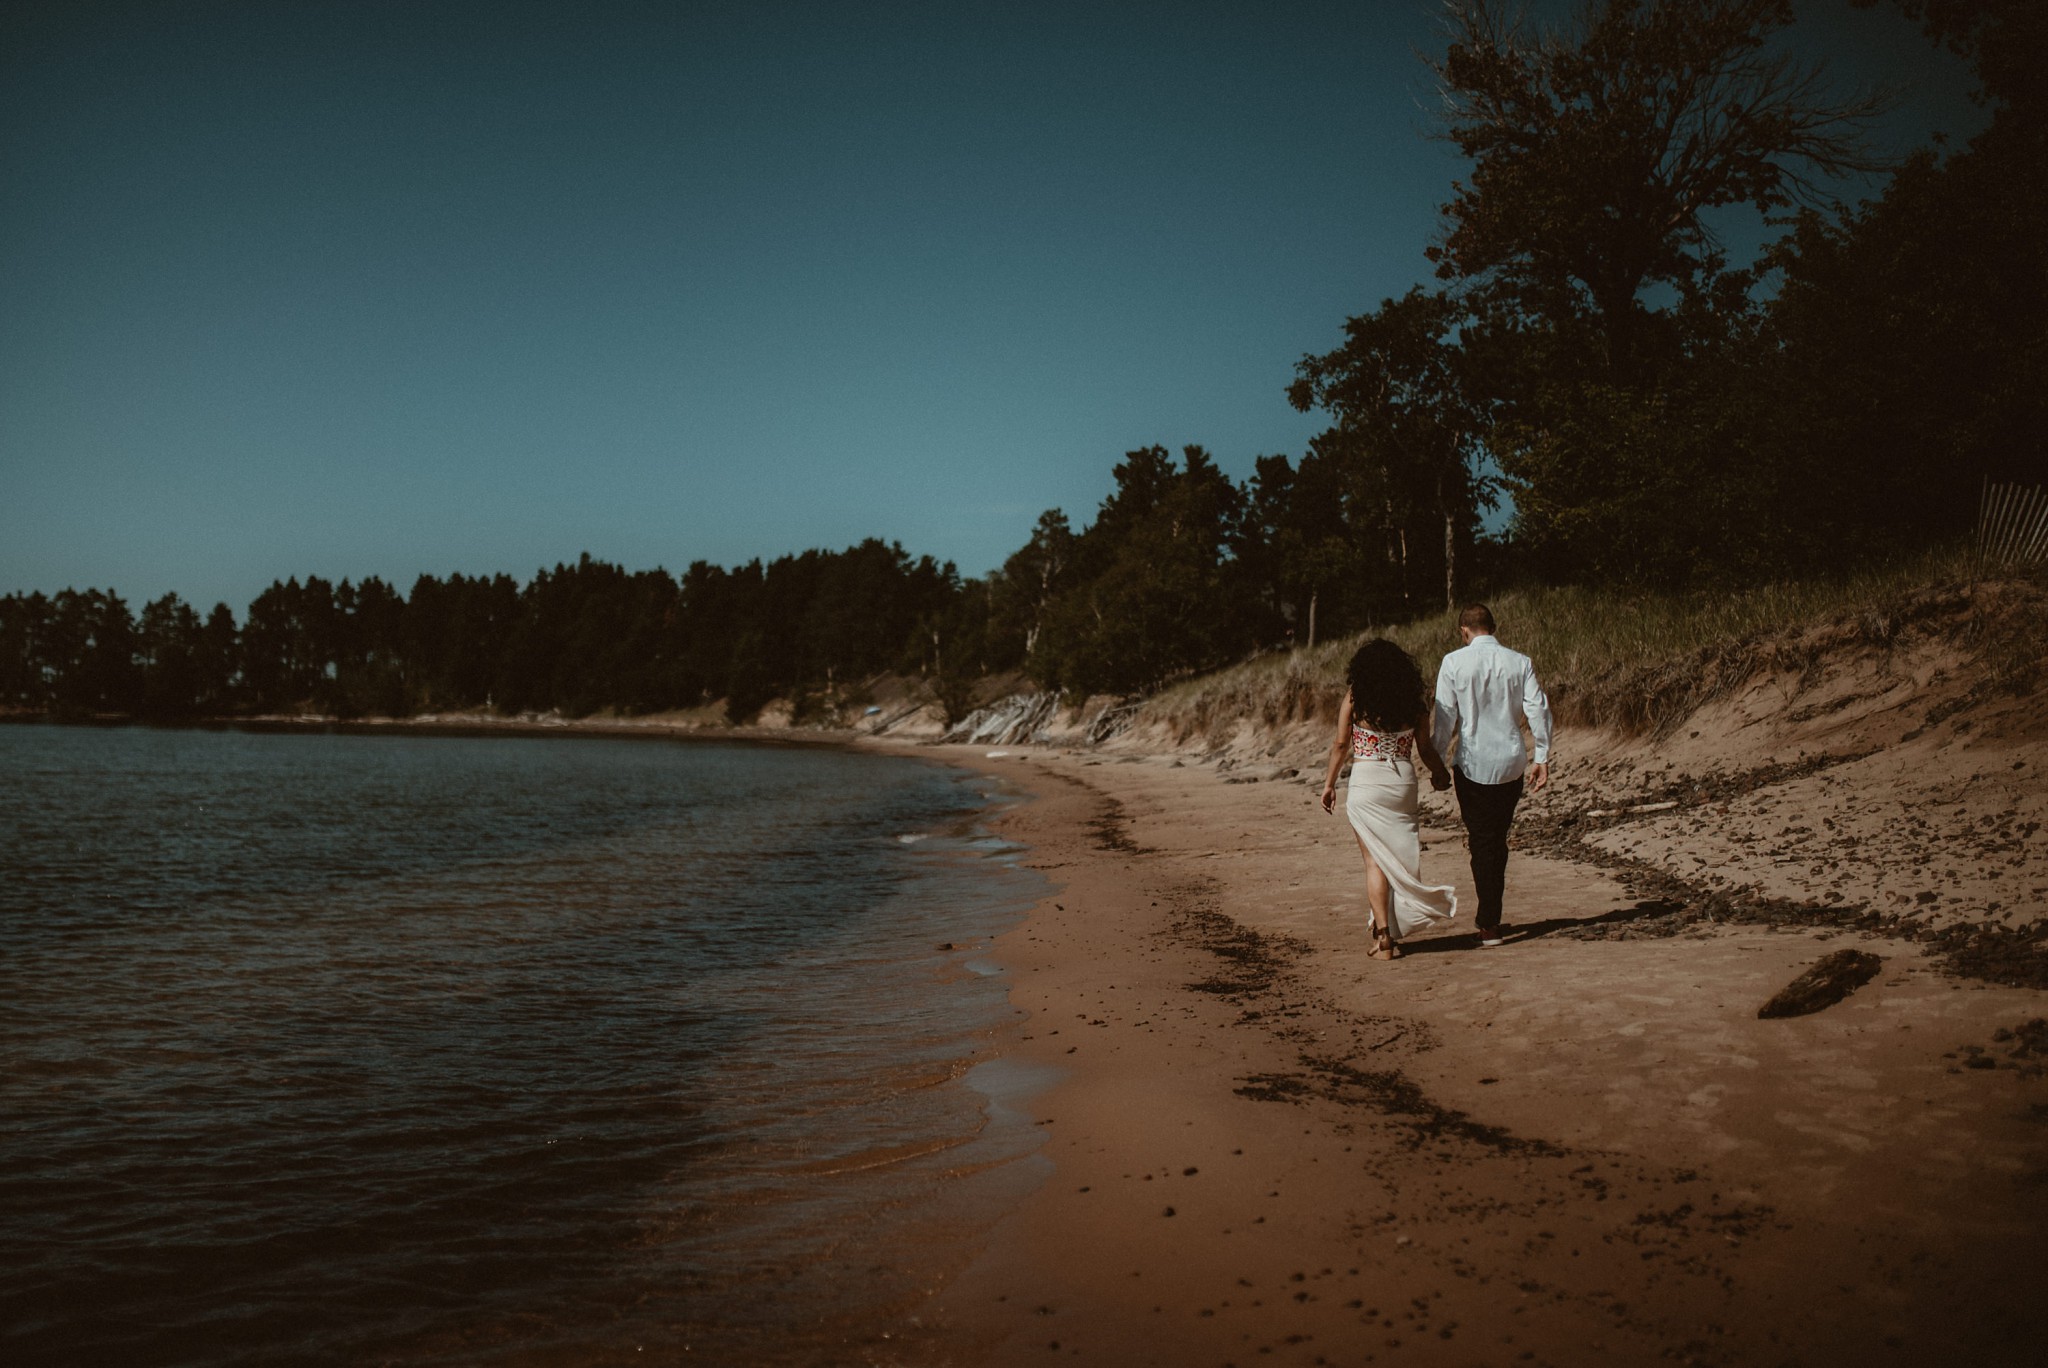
[[1757, 949, 1884, 1019]]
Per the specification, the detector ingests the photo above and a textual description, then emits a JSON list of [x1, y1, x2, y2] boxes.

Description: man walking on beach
[[1431, 605, 1552, 947]]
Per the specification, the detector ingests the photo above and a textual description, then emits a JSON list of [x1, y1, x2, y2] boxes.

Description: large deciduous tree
[[1431, 0, 1886, 382], [1427, 0, 1888, 582]]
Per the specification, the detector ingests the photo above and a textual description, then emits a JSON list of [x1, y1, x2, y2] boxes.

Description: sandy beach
[[24, 588, 2041, 1366], [886, 667, 2048, 1367]]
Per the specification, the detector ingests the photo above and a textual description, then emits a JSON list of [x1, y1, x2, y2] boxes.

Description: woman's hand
[[1321, 690, 1353, 817], [1428, 766, 1452, 792]]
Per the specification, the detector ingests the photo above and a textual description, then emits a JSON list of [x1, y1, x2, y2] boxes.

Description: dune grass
[[1143, 543, 2001, 743]]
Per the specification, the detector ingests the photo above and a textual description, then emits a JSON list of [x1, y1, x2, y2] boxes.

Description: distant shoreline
[[0, 709, 865, 748]]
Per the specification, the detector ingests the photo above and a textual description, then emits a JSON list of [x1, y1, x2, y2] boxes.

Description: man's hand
[[1429, 768, 1452, 792], [1527, 761, 1550, 793]]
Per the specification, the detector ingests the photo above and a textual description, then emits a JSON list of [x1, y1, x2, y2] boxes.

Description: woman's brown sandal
[[1372, 926, 1401, 960]]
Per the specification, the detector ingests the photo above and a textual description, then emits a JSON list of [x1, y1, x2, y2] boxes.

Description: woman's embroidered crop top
[[1351, 725, 1415, 763]]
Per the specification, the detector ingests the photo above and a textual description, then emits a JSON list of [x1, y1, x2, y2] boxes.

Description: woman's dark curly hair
[[1346, 638, 1425, 732]]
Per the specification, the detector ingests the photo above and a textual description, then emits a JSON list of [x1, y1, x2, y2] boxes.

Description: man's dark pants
[[1454, 771, 1525, 933]]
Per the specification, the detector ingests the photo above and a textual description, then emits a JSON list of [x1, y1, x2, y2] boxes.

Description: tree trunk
[[1441, 471, 1458, 611], [1445, 509, 1457, 611], [1306, 589, 1318, 651]]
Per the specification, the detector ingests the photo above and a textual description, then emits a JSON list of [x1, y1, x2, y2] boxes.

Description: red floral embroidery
[[1352, 726, 1415, 763]]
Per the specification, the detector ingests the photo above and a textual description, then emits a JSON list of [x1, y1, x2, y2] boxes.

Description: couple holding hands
[[1318, 604, 1553, 961]]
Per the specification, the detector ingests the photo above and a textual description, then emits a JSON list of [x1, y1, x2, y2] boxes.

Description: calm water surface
[[0, 723, 1044, 1366]]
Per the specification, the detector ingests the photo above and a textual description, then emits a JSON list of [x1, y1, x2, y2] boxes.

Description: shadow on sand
[[1394, 898, 1690, 957]]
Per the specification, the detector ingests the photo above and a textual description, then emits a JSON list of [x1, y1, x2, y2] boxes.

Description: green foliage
[[136, 594, 203, 720], [984, 510, 1074, 668], [1, 541, 984, 723], [1031, 446, 1258, 696], [1492, 333, 1795, 585], [1237, 450, 1368, 643], [929, 670, 984, 729], [1423, 0, 1905, 584], [1287, 287, 1498, 614], [1862, 0, 2047, 115], [1432, 0, 1885, 381], [1760, 0, 2047, 547], [35, 589, 140, 716], [403, 572, 520, 712]]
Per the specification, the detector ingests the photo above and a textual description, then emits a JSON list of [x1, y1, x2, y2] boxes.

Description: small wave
[[894, 833, 929, 844], [785, 1133, 975, 1177]]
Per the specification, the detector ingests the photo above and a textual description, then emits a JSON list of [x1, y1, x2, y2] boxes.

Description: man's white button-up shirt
[[1431, 635, 1552, 785]]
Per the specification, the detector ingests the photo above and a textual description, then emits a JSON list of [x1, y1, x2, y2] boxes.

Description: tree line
[[3, 0, 2035, 722], [0, 548, 946, 722], [0, 446, 1484, 723]]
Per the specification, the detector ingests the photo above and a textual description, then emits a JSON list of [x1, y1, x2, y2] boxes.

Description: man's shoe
[[1477, 930, 1505, 947]]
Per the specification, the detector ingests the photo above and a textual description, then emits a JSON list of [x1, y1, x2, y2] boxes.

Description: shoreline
[[905, 743, 2048, 1367], [12, 712, 2041, 1362], [0, 709, 866, 748]]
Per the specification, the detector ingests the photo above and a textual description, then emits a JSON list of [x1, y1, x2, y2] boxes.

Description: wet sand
[[907, 745, 2048, 1368]]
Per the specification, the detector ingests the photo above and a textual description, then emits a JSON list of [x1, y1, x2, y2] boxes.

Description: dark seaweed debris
[[1164, 893, 1552, 1152], [1921, 921, 2048, 990], [1235, 1052, 1563, 1156], [1507, 755, 2048, 989], [1954, 1018, 2048, 1078], [1086, 794, 1152, 854], [1173, 898, 1307, 999], [1757, 950, 1884, 1019]]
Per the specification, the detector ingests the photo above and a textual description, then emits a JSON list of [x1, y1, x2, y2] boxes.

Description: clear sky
[[0, 0, 1979, 615]]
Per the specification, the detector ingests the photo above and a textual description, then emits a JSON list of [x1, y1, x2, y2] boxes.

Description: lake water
[[0, 723, 1045, 1366]]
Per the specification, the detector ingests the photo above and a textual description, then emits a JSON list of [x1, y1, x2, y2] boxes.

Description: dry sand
[[885, 684, 2048, 1367]]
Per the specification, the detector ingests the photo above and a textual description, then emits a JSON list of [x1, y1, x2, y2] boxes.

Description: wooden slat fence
[[1976, 479, 2048, 571]]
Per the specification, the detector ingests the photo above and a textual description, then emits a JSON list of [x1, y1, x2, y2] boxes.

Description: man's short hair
[[1459, 604, 1496, 634]]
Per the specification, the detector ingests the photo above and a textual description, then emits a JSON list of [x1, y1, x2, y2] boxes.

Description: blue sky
[[1, 0, 1978, 614]]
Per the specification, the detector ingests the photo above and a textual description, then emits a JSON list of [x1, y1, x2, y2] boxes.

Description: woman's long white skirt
[[1344, 758, 1459, 941]]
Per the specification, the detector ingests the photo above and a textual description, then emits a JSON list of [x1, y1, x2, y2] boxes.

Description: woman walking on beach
[[1320, 640, 1459, 960]]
